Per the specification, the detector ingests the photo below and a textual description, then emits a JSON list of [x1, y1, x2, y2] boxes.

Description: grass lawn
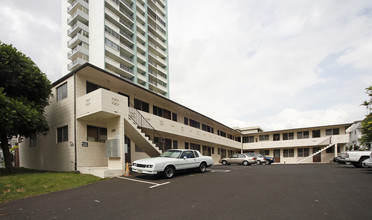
[[0, 168, 103, 204]]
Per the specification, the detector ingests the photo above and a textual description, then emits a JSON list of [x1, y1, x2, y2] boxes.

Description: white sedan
[[132, 149, 214, 178]]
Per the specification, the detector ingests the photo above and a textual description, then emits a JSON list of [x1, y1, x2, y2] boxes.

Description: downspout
[[74, 72, 77, 171]]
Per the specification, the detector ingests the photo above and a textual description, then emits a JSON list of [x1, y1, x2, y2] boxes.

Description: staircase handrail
[[128, 103, 165, 151], [297, 136, 334, 164]]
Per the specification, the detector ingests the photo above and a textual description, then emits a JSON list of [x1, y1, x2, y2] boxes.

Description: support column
[[241, 135, 243, 153], [334, 143, 338, 158]]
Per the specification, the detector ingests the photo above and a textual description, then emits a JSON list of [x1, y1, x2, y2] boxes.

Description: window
[[259, 135, 269, 141], [202, 124, 213, 133], [259, 150, 270, 155], [283, 132, 294, 140], [326, 128, 340, 136], [243, 136, 255, 143], [283, 149, 294, 157], [153, 105, 171, 119], [190, 143, 200, 151], [172, 113, 177, 122], [189, 119, 200, 129], [218, 130, 227, 137], [86, 81, 109, 94], [218, 148, 221, 155], [56, 82, 67, 102], [227, 134, 234, 140], [30, 136, 37, 148], [212, 147, 215, 154], [105, 38, 120, 51], [297, 131, 309, 139], [57, 126, 68, 143], [297, 148, 310, 157], [202, 145, 212, 156], [164, 138, 172, 151], [173, 140, 178, 149], [273, 133, 280, 141], [134, 98, 149, 112], [184, 117, 189, 125], [312, 130, 321, 138], [235, 137, 241, 142], [185, 142, 189, 149], [87, 125, 107, 142]]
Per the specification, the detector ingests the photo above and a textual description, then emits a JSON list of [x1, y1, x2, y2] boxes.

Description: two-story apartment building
[[19, 63, 242, 177], [19, 63, 356, 177], [238, 124, 351, 164]]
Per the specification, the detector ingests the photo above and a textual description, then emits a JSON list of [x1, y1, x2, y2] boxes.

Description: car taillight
[[253, 157, 256, 160]]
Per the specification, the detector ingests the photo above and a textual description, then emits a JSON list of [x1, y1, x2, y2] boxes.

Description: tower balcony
[[67, 8, 89, 26], [68, 21, 89, 38], [68, 33, 89, 49]]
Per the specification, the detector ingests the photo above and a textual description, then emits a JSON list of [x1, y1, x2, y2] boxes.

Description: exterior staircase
[[124, 105, 164, 157], [297, 137, 334, 164]]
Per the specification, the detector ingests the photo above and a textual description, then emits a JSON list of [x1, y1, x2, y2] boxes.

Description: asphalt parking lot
[[1, 164, 372, 219]]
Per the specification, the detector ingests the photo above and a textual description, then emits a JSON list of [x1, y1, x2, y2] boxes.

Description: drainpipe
[[73, 72, 77, 171]]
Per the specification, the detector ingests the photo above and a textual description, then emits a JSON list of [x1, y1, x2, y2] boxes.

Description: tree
[[360, 86, 372, 146], [0, 42, 52, 174]]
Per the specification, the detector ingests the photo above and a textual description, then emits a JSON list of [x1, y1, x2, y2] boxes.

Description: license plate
[[137, 170, 142, 173]]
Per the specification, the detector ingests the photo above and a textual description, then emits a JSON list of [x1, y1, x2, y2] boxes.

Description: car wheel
[[243, 160, 249, 166], [222, 160, 227, 165], [199, 162, 207, 173], [163, 166, 175, 178], [358, 157, 369, 168], [257, 160, 262, 165], [265, 160, 270, 165]]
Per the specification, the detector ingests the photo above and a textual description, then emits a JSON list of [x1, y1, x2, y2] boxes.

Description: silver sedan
[[219, 153, 257, 166]]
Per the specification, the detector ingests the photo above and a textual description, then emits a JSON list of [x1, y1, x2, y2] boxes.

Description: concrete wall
[[20, 77, 75, 171]]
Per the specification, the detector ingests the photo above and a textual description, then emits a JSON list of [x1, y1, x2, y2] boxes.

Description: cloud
[[169, 0, 372, 129], [0, 0, 61, 82]]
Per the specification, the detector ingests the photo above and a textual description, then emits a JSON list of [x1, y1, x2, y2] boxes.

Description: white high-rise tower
[[62, 0, 169, 97]]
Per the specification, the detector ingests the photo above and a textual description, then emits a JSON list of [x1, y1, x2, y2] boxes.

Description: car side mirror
[[183, 156, 187, 159]]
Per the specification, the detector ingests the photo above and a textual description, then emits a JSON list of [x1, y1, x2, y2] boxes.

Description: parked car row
[[219, 153, 274, 166], [131, 150, 276, 179]]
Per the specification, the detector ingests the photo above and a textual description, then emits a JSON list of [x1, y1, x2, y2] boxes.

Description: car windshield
[[160, 150, 182, 158]]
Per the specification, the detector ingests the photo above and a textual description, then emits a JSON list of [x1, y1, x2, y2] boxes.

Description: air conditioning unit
[[106, 139, 120, 157]]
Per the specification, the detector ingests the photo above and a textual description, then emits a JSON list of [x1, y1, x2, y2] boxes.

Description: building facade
[[238, 125, 351, 164], [19, 64, 357, 178], [20, 64, 241, 177], [61, 0, 169, 97]]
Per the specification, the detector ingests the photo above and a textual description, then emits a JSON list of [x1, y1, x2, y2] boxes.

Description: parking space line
[[210, 169, 231, 173], [117, 176, 170, 189]]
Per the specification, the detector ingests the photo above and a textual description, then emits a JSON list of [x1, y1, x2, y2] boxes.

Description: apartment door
[[125, 136, 131, 163], [313, 147, 321, 162], [274, 149, 280, 163]]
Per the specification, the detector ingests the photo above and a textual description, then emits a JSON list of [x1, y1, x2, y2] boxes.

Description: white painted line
[[149, 182, 170, 188], [117, 176, 170, 189], [210, 169, 231, 173]]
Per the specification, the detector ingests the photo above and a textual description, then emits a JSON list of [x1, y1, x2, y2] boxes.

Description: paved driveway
[[1, 164, 372, 219]]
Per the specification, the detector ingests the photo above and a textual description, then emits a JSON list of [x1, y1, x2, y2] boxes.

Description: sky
[[0, 0, 371, 131]]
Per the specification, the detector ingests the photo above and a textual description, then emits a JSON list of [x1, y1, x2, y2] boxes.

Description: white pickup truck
[[340, 151, 372, 168]]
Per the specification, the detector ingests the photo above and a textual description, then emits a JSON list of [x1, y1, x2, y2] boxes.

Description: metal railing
[[128, 103, 165, 151]]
